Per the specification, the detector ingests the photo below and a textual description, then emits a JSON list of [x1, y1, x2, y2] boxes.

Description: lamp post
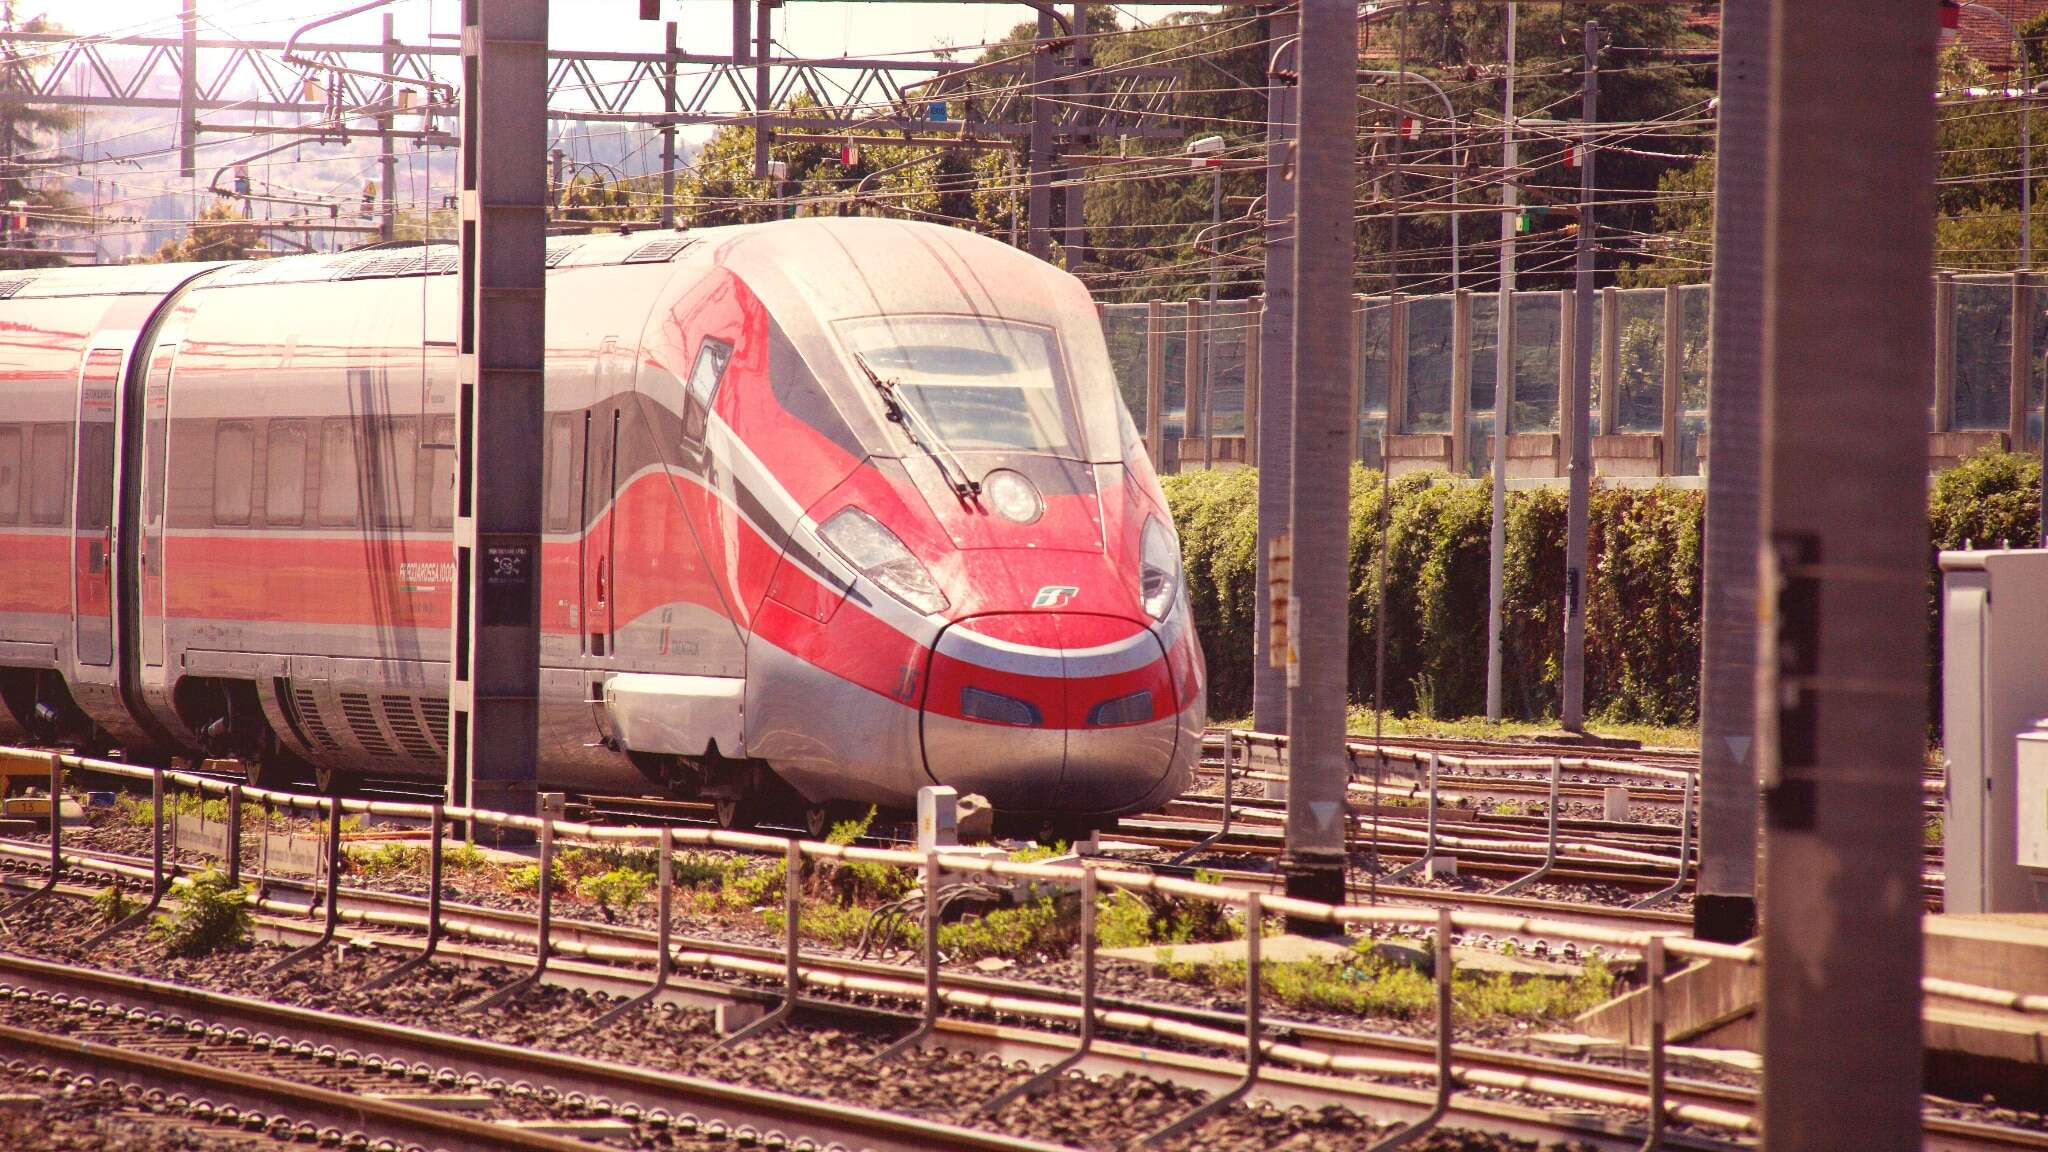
[[1187, 133, 1226, 468], [1961, 1, 2032, 271]]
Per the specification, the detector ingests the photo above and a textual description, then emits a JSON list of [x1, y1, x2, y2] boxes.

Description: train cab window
[[318, 418, 359, 526], [426, 416, 455, 530], [544, 414, 574, 533], [212, 422, 254, 526], [265, 421, 307, 526], [29, 423, 67, 525], [0, 427, 19, 524], [687, 338, 732, 407]]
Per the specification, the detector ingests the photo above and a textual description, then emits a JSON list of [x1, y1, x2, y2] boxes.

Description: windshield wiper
[[853, 352, 981, 501]]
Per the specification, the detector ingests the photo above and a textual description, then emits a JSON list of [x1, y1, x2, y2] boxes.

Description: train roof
[[4, 218, 1073, 303]]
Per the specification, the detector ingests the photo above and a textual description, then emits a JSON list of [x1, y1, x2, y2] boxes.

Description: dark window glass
[[214, 422, 254, 526], [319, 418, 359, 526], [0, 427, 20, 524], [29, 423, 67, 525], [545, 414, 574, 532], [266, 421, 307, 525], [427, 416, 455, 529]]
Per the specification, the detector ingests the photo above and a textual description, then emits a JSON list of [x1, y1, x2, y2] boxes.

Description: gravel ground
[[0, 891, 1604, 1152]]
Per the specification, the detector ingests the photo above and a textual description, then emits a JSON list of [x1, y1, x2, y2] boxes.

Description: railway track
[[5, 861, 2041, 1152], [0, 949, 1071, 1152]]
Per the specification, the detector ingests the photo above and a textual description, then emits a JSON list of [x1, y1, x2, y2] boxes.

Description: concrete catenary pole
[[1281, 0, 1356, 918], [446, 0, 548, 829], [1693, 0, 1766, 945], [1756, 2, 1934, 1147], [1027, 6, 1055, 260], [1561, 21, 1597, 732], [1484, 3, 1517, 721], [1252, 5, 1296, 742]]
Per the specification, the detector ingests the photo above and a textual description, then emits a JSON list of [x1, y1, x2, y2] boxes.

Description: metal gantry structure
[[8, 2, 1959, 1143], [0, 0, 1186, 258]]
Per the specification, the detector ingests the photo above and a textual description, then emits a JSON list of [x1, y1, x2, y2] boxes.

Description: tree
[[142, 200, 264, 263], [0, 3, 86, 268]]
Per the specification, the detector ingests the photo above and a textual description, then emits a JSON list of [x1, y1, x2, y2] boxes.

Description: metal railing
[[2, 747, 1769, 1148]]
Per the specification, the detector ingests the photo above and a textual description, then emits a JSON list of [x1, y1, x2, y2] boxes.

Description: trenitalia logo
[[1032, 585, 1079, 609]]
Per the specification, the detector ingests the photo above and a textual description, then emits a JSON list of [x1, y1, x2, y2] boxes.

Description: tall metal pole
[[1027, 6, 1055, 260], [1693, 0, 1766, 945], [378, 12, 396, 244], [753, 0, 771, 180], [178, 0, 196, 179], [1281, 0, 1356, 921], [1757, 1, 1934, 1147], [1483, 3, 1517, 722], [1203, 165, 1222, 470], [661, 20, 678, 229], [1561, 22, 1597, 732], [1252, 7, 1296, 742], [1064, 2, 1089, 267], [446, 0, 548, 831]]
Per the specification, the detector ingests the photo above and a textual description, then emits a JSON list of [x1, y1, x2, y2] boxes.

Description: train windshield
[[837, 316, 1080, 456]]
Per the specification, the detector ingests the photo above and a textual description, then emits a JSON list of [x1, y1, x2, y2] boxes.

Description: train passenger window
[[544, 414, 574, 533], [265, 421, 307, 526], [426, 416, 455, 530], [29, 423, 67, 525], [688, 339, 732, 406], [212, 422, 254, 526], [318, 418, 359, 526], [375, 419, 418, 527], [0, 427, 19, 525]]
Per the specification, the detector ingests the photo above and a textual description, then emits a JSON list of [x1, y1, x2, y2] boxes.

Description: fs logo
[[1032, 585, 1079, 609]]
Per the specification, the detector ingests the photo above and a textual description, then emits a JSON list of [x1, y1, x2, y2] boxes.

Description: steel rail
[[7, 847, 2040, 1152], [0, 1018, 597, 1152], [0, 950, 1074, 1152]]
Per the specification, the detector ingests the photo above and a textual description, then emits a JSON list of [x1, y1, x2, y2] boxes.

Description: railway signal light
[[6, 200, 25, 233]]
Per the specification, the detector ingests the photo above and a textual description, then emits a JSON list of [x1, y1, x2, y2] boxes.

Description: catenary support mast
[[446, 0, 548, 830], [1693, 0, 1766, 944], [1756, 2, 1934, 1147], [1280, 0, 1357, 919], [1252, 4, 1296, 743]]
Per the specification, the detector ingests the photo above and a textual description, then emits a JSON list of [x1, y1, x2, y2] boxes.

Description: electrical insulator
[[1268, 533, 1292, 670]]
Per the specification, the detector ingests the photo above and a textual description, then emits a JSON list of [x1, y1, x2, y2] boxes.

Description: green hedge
[[1165, 451, 2042, 727]]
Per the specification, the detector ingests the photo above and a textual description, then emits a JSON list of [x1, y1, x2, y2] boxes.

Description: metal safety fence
[[1102, 272, 2048, 480]]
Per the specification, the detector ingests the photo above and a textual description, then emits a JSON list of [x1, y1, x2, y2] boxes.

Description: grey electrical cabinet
[[1940, 549, 2048, 914]]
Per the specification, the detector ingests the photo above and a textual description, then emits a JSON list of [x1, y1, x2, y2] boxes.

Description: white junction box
[[1941, 549, 2048, 913], [2016, 722, 2048, 906]]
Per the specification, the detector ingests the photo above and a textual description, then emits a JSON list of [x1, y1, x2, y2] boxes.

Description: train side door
[[72, 346, 124, 666], [138, 344, 175, 670], [580, 407, 620, 656]]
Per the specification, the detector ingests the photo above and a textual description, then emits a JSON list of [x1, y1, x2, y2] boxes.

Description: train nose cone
[[920, 613, 1182, 815]]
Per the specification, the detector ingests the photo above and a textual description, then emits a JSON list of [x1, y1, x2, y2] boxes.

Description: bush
[[150, 869, 253, 956], [92, 884, 138, 926], [578, 867, 653, 922], [1166, 453, 2042, 729]]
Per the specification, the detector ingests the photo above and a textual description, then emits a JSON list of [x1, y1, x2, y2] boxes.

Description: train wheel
[[714, 792, 769, 830], [803, 802, 865, 841]]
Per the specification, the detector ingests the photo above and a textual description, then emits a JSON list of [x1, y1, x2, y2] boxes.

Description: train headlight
[[982, 469, 1043, 525], [818, 506, 950, 617], [1140, 515, 1179, 621]]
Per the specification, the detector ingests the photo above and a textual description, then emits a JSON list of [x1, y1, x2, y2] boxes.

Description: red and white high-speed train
[[0, 218, 1203, 834]]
